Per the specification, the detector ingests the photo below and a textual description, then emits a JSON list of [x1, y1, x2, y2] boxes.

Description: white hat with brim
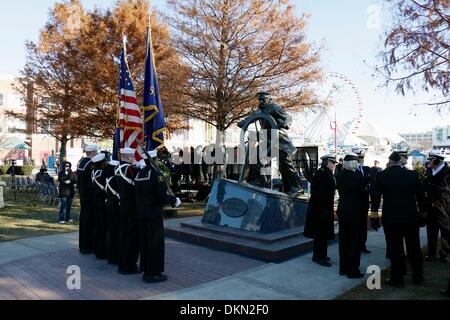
[[136, 159, 147, 169], [92, 153, 106, 163], [120, 148, 135, 156], [84, 144, 98, 152], [321, 153, 338, 163], [428, 152, 445, 161]]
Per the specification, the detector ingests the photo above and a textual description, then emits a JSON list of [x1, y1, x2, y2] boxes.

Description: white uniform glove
[[65, 180, 71, 185], [174, 198, 182, 208]]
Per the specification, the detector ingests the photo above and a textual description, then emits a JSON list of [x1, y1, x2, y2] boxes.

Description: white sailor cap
[[84, 144, 98, 152], [109, 160, 120, 166], [149, 150, 158, 158], [428, 151, 445, 161], [320, 153, 337, 163], [136, 159, 147, 169], [120, 148, 135, 156], [141, 150, 158, 159], [92, 153, 106, 163]]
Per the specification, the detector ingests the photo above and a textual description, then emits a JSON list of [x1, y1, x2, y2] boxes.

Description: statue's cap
[[256, 92, 271, 98]]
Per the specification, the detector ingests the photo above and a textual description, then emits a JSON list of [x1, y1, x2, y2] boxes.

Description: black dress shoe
[[325, 257, 331, 261], [118, 267, 140, 275], [312, 258, 332, 267], [339, 269, 348, 276], [347, 273, 364, 279], [80, 249, 93, 255], [362, 248, 371, 254], [425, 255, 436, 261], [143, 273, 168, 283], [385, 278, 405, 287]]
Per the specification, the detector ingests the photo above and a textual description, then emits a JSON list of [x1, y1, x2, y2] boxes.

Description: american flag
[[117, 40, 143, 161]]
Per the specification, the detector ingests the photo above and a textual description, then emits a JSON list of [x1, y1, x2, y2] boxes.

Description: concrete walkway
[[0, 227, 428, 300], [148, 228, 428, 300]]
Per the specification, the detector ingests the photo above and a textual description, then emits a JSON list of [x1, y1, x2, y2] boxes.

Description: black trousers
[[360, 207, 369, 250], [427, 213, 450, 258], [106, 204, 121, 265], [313, 239, 328, 260], [386, 223, 423, 282], [79, 200, 94, 253], [139, 216, 165, 276], [118, 212, 140, 272], [93, 203, 108, 260], [339, 222, 362, 275]]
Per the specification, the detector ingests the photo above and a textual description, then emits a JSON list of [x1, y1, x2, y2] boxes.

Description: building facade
[[0, 74, 83, 167], [433, 126, 450, 149], [399, 131, 433, 148]]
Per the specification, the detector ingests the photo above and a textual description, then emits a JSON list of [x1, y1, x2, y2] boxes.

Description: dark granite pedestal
[[165, 179, 315, 262]]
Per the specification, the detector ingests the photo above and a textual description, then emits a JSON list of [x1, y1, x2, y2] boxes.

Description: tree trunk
[[213, 127, 227, 180], [59, 134, 68, 167], [212, 0, 230, 181]]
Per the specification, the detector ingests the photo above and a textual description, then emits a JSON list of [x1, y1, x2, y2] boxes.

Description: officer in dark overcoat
[[424, 152, 450, 262], [304, 154, 338, 267], [355, 150, 371, 254], [336, 153, 366, 278], [371, 151, 426, 287]]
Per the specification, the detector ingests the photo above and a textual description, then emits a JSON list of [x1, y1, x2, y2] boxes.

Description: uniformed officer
[[371, 151, 426, 286], [91, 152, 109, 260], [355, 150, 371, 254], [304, 153, 338, 267], [135, 152, 181, 283], [424, 152, 450, 262], [77, 144, 98, 254], [336, 153, 366, 278], [116, 148, 140, 275], [105, 160, 121, 265]]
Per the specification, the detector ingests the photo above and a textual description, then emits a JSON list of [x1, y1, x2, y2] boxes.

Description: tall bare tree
[[377, 0, 449, 110], [167, 0, 322, 136], [10, 0, 89, 162]]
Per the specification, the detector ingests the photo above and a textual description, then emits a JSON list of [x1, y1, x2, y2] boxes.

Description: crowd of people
[[304, 149, 450, 295], [76, 144, 181, 284]]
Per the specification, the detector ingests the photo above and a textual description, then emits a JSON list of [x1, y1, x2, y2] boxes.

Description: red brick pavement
[[0, 239, 265, 300]]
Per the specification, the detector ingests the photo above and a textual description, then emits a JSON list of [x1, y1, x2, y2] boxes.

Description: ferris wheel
[[328, 72, 364, 135]]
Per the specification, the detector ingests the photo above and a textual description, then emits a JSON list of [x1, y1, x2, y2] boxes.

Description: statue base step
[[165, 217, 314, 262]]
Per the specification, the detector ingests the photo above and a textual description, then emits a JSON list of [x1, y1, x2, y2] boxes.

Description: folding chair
[[51, 184, 60, 207]]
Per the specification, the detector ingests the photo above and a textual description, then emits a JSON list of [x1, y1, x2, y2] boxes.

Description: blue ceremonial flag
[[143, 15, 167, 152]]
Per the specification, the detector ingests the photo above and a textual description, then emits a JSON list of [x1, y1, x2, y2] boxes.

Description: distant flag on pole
[[143, 14, 167, 152], [117, 37, 143, 161]]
